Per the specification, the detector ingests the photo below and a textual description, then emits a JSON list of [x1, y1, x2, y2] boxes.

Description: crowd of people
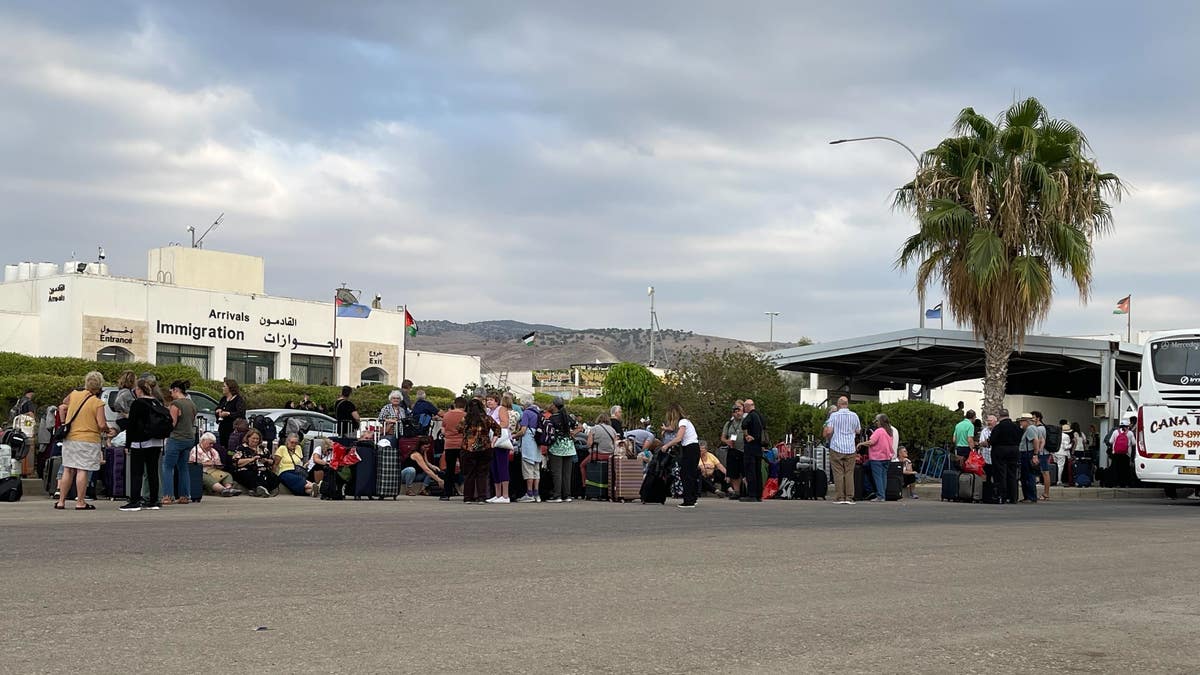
[[13, 371, 1155, 512]]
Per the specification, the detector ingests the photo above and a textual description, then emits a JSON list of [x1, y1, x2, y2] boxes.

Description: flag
[[1113, 295, 1130, 315], [924, 302, 943, 320], [404, 309, 418, 336], [335, 298, 371, 318], [521, 331, 536, 346]]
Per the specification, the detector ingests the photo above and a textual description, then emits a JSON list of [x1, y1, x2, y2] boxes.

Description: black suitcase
[[941, 468, 961, 501], [585, 459, 609, 500], [350, 442, 378, 500], [885, 463, 902, 501], [811, 469, 828, 500], [794, 467, 814, 500], [640, 472, 667, 504], [854, 464, 866, 501], [1073, 458, 1094, 487]]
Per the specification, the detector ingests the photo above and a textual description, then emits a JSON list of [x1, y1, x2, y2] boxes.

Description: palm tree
[[895, 97, 1123, 415]]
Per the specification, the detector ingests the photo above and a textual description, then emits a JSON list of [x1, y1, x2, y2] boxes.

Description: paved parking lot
[[3, 495, 1199, 673]]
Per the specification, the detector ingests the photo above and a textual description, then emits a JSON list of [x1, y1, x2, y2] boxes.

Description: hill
[[408, 320, 772, 371]]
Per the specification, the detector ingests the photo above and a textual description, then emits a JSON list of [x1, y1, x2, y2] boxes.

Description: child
[[898, 446, 918, 499]]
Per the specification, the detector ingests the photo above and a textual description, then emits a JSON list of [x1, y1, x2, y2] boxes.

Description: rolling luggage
[[854, 464, 866, 501], [885, 463, 903, 501], [350, 442, 378, 500], [1073, 458, 1094, 487], [44, 456, 61, 496], [811, 469, 828, 500], [794, 467, 814, 500], [585, 458, 609, 500], [0, 476, 21, 502], [956, 471, 983, 503], [640, 472, 667, 504], [611, 456, 642, 502], [375, 439, 400, 500], [941, 468, 961, 501], [188, 462, 205, 502], [320, 469, 345, 500], [101, 446, 127, 500]]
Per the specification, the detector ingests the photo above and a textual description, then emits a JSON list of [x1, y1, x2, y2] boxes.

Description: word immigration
[[155, 320, 247, 342]]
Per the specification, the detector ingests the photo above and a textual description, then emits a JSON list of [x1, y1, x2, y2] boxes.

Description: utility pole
[[764, 311, 781, 349], [648, 286, 656, 366]]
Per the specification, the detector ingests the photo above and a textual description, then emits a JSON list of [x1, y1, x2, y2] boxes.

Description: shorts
[[1038, 454, 1051, 472], [724, 448, 744, 480], [521, 459, 541, 481], [903, 474, 917, 487]]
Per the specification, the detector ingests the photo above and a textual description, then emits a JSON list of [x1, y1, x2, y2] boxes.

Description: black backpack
[[140, 400, 174, 439], [250, 415, 278, 446], [1044, 424, 1062, 453]]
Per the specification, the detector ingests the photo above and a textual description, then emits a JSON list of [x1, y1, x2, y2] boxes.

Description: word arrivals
[[209, 309, 250, 322], [156, 320, 246, 342]]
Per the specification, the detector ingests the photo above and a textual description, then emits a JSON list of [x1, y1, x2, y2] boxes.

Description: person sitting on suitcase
[[190, 432, 241, 497], [897, 446, 918, 499]]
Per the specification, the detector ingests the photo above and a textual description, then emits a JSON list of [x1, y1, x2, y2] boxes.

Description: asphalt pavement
[[3, 494, 1199, 674]]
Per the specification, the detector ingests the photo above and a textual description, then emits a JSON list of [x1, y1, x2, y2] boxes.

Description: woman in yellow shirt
[[56, 371, 112, 511], [274, 433, 315, 496]]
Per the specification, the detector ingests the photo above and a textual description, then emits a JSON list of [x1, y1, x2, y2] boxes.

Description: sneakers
[[143, 503, 161, 510], [535, 495, 542, 502], [677, 503, 696, 509], [485, 496, 499, 503], [118, 501, 142, 512], [255, 486, 270, 498], [564, 497, 573, 503], [547, 498, 563, 503], [909, 494, 919, 500], [220, 488, 235, 497], [516, 495, 536, 503], [495, 496, 510, 504]]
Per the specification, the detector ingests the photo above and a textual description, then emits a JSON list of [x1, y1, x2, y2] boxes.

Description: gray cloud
[[0, 0, 1196, 345]]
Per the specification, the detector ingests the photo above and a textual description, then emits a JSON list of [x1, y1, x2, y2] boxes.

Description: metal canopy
[[768, 328, 1142, 400]]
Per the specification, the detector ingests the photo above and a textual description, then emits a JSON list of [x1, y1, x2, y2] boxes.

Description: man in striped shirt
[[823, 396, 861, 504]]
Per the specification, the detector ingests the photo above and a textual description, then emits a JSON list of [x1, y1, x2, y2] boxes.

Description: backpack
[[282, 416, 310, 441], [535, 417, 560, 447], [250, 415, 278, 446], [1044, 424, 1062, 453], [1113, 431, 1130, 454], [141, 400, 174, 439]]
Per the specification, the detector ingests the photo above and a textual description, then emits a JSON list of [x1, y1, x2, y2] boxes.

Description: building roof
[[767, 328, 1142, 400]]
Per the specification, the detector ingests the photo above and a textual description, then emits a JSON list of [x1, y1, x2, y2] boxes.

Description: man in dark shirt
[[740, 399, 766, 503], [987, 408, 1023, 504], [334, 386, 359, 437]]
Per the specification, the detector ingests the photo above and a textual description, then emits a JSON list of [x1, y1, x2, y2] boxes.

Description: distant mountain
[[407, 319, 771, 372]]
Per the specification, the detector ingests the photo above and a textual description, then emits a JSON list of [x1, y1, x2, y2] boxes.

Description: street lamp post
[[764, 311, 780, 349], [829, 135, 925, 328]]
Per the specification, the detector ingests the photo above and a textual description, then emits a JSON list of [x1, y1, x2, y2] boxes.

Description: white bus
[[1135, 329, 1200, 487]]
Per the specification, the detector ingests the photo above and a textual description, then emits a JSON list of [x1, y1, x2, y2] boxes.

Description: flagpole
[[332, 290, 339, 383], [1127, 295, 1132, 343], [401, 303, 408, 385]]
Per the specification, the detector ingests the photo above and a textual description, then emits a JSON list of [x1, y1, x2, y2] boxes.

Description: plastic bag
[[761, 477, 780, 500], [964, 450, 985, 476]]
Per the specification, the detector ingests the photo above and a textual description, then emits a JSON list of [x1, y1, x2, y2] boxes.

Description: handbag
[[964, 449, 986, 476], [492, 428, 515, 451], [50, 392, 94, 444]]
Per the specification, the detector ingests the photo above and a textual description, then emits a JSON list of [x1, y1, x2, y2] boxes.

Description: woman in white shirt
[[659, 403, 701, 509]]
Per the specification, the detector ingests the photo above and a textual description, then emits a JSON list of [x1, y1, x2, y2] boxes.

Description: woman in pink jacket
[[858, 413, 896, 503]]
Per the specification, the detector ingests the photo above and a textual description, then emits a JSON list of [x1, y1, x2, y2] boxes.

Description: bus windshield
[[1151, 339, 1200, 386]]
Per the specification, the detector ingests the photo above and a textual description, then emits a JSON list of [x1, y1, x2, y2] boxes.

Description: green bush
[[880, 400, 961, 450]]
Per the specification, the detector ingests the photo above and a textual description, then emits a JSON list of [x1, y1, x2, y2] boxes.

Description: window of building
[[291, 354, 335, 386], [96, 346, 133, 362], [156, 343, 211, 379], [226, 349, 275, 385], [360, 367, 388, 385]]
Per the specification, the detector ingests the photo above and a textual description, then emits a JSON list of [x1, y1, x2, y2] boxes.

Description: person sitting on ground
[[226, 418, 250, 459], [400, 438, 445, 496], [897, 446, 918, 499], [698, 440, 729, 496], [274, 433, 316, 496], [190, 432, 241, 497], [230, 429, 280, 498]]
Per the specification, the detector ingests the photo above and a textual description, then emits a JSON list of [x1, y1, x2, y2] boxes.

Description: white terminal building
[[0, 247, 480, 391]]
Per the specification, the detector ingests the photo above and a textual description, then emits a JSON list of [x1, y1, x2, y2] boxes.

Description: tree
[[895, 98, 1123, 415], [656, 349, 790, 446], [601, 362, 660, 422]]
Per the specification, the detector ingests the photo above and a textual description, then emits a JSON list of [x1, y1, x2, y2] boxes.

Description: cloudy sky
[[1, 1, 1196, 344]]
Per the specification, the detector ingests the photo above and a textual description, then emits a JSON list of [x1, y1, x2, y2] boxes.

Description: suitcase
[[957, 472, 983, 503], [350, 442, 378, 500], [44, 456, 61, 496], [941, 468, 961, 501], [885, 463, 902, 501], [640, 472, 668, 504], [854, 464, 866, 501], [610, 457, 642, 502], [375, 440, 400, 500], [0, 476, 21, 501], [585, 458, 609, 500], [794, 467, 814, 500], [1073, 458, 1094, 487], [188, 462, 205, 502], [811, 469, 828, 500], [101, 446, 127, 500]]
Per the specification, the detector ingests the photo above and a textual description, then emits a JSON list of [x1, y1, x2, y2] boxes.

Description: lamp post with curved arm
[[829, 135, 927, 328]]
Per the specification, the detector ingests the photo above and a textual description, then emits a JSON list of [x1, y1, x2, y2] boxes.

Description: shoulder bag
[[51, 392, 94, 444]]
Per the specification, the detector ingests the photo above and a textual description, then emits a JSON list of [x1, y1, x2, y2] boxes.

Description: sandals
[[53, 503, 65, 510], [75, 503, 96, 510]]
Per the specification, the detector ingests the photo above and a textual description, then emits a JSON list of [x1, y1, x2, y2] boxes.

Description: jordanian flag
[[405, 309, 418, 336], [521, 331, 536, 346], [1113, 295, 1130, 315]]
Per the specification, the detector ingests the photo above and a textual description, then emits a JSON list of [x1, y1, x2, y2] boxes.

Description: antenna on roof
[[191, 213, 225, 248]]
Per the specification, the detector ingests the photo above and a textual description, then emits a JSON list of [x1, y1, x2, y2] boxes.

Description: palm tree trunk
[[982, 332, 1012, 417]]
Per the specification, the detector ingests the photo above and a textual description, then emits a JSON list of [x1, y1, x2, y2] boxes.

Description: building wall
[[405, 350, 481, 394], [147, 246, 265, 295]]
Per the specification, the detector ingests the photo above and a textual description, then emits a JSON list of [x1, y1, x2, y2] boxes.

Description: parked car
[[100, 386, 219, 432], [244, 409, 337, 443]]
